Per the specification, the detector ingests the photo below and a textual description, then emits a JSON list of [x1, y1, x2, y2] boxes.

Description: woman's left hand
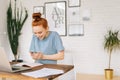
[[31, 52, 43, 60]]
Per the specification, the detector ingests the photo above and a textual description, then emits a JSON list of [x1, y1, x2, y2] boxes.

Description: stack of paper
[[21, 68, 64, 78]]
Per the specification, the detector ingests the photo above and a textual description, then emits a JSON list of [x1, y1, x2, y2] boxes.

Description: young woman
[[29, 13, 64, 64]]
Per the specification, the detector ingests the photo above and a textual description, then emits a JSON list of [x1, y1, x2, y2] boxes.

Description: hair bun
[[32, 13, 42, 21]]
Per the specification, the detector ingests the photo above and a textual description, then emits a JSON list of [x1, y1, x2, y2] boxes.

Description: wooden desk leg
[[2, 78, 6, 80]]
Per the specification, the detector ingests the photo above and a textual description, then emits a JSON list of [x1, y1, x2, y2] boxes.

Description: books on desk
[[13, 62, 43, 68], [21, 68, 64, 78]]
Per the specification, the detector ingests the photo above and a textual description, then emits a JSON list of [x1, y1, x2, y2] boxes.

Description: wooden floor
[[76, 73, 120, 80]]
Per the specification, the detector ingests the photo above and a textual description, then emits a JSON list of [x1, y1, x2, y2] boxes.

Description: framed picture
[[45, 1, 67, 36], [68, 0, 81, 7], [33, 6, 44, 14], [68, 7, 80, 24], [69, 24, 84, 36]]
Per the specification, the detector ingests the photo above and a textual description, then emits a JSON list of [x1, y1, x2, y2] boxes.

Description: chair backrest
[[57, 53, 76, 80]]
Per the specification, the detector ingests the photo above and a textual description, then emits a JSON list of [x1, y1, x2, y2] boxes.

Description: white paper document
[[21, 68, 64, 78], [13, 62, 43, 68]]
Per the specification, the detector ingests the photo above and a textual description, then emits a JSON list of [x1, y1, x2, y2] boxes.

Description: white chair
[[57, 53, 76, 80]]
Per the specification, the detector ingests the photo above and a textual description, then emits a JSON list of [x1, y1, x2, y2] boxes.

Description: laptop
[[0, 47, 30, 72]]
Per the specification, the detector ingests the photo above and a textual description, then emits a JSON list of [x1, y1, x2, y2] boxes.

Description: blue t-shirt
[[29, 31, 64, 64]]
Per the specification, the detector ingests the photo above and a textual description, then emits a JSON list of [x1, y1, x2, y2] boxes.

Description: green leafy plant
[[104, 29, 120, 69], [7, 0, 28, 62]]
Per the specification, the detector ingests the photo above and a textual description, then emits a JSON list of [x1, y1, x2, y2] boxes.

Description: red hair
[[32, 13, 48, 29]]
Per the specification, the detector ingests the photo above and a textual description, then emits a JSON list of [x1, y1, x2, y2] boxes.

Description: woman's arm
[[30, 50, 64, 60], [42, 50, 64, 60]]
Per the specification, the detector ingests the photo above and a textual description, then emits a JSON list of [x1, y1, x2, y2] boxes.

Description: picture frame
[[45, 1, 67, 36], [33, 6, 44, 14], [69, 24, 84, 36], [68, 7, 80, 24], [68, 0, 81, 7]]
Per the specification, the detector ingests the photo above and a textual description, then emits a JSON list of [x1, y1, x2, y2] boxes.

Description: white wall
[[0, 0, 7, 46], [0, 0, 14, 60], [73, 0, 120, 75], [1, 0, 120, 78]]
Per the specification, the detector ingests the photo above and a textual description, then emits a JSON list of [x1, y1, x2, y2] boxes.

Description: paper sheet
[[13, 62, 43, 68], [21, 68, 64, 78]]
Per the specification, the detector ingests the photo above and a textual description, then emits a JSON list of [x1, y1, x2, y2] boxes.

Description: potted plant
[[104, 29, 120, 79], [7, 0, 28, 62]]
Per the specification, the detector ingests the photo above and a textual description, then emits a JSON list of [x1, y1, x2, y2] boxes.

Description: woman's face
[[33, 25, 48, 40]]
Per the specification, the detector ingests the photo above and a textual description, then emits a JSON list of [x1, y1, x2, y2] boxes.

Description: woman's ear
[[46, 26, 49, 31]]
